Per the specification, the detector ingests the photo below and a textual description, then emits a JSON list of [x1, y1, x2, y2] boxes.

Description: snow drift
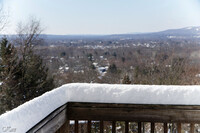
[[1, 83, 200, 132]]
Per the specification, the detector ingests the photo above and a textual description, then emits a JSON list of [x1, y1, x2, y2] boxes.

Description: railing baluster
[[177, 123, 181, 133], [164, 123, 168, 133], [88, 120, 91, 133], [75, 120, 78, 133], [151, 122, 155, 133], [112, 121, 116, 133], [138, 122, 142, 133], [191, 123, 194, 133], [100, 121, 104, 133], [125, 121, 129, 133]]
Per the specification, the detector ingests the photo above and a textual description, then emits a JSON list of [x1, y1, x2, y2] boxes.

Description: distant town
[[31, 26, 200, 87]]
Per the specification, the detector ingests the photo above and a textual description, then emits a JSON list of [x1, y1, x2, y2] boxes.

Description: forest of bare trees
[[35, 42, 200, 87]]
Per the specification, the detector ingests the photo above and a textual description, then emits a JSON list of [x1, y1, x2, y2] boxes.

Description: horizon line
[[1, 25, 199, 36]]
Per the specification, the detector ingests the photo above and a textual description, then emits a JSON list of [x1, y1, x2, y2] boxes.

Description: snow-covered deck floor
[[1, 83, 200, 132]]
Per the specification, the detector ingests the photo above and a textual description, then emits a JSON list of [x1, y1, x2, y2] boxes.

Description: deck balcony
[[1, 83, 200, 133]]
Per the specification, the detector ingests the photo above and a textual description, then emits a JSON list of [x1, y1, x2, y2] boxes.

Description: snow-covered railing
[[1, 83, 200, 133], [27, 104, 67, 132]]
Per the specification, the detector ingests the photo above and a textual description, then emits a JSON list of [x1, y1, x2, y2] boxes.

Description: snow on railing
[[1, 83, 200, 133]]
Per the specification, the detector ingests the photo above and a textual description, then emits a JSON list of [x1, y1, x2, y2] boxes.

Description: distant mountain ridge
[[106, 26, 200, 40], [2, 26, 200, 40], [155, 26, 200, 36]]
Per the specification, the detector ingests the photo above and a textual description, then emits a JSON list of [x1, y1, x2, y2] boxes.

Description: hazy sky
[[2, 0, 200, 35]]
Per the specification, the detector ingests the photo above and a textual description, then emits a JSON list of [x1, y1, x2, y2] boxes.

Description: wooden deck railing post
[[125, 121, 129, 133], [151, 122, 155, 133], [177, 123, 181, 133], [88, 120, 91, 133], [164, 123, 168, 133], [191, 123, 194, 133], [75, 120, 78, 133], [112, 121, 116, 133], [100, 121, 104, 133], [138, 122, 142, 133]]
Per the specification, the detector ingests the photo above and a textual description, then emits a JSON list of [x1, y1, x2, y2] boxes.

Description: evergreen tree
[[87, 53, 93, 61], [0, 37, 54, 114], [18, 50, 54, 103], [0, 38, 21, 113], [108, 63, 117, 73]]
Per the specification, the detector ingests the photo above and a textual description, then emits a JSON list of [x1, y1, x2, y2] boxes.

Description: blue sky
[[2, 0, 200, 35]]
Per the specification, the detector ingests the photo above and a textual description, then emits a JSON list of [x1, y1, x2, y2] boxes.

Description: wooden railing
[[28, 102, 200, 133]]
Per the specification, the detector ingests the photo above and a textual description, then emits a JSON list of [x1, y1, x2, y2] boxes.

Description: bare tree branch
[[15, 16, 43, 57], [16, 16, 43, 48], [0, 4, 9, 33]]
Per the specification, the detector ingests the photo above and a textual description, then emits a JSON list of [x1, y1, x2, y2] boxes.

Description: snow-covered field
[[1, 83, 200, 132]]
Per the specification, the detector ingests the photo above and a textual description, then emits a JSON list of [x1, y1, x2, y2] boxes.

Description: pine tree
[[0, 37, 54, 114], [18, 50, 54, 103], [0, 38, 21, 113], [108, 64, 117, 73]]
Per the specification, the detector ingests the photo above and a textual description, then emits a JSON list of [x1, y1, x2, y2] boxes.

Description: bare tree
[[0, 4, 9, 33], [15, 16, 44, 69], [16, 17, 43, 52]]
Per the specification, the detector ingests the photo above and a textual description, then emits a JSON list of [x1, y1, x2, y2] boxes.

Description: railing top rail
[[67, 102, 200, 123], [67, 102, 200, 110]]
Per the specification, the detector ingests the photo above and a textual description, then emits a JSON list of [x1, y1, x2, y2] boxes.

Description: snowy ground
[[1, 83, 200, 132]]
